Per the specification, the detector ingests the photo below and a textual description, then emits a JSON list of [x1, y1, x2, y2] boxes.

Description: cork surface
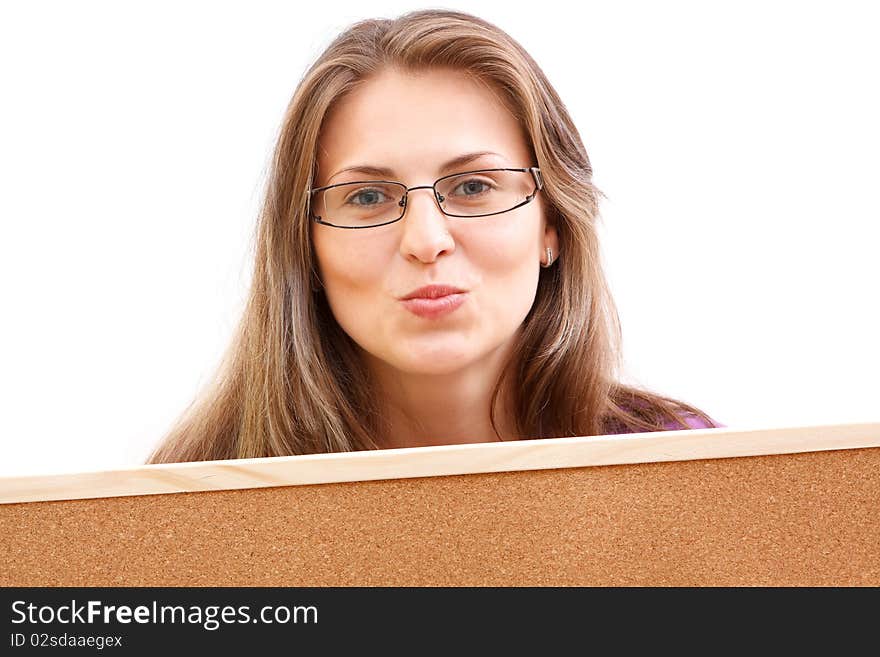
[[1, 447, 878, 586]]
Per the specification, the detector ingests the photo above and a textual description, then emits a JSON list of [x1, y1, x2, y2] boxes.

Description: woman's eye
[[347, 189, 386, 206], [454, 179, 493, 196]]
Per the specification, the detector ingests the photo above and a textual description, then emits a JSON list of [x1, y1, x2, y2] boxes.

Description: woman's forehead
[[316, 70, 531, 183]]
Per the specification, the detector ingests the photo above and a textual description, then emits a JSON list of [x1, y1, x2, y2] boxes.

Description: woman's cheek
[[336, 257, 398, 341]]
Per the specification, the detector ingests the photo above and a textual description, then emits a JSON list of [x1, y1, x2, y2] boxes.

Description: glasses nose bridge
[[400, 183, 445, 211]]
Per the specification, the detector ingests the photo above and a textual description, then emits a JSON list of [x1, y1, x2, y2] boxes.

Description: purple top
[[603, 405, 723, 435], [662, 413, 724, 431]]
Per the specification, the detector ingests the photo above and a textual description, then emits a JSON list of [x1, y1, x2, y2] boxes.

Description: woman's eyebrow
[[329, 150, 505, 180]]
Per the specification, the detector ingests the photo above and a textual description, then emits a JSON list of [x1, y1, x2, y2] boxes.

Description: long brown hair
[[146, 9, 717, 465]]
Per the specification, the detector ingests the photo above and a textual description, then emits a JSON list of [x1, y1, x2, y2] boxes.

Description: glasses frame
[[306, 166, 544, 229]]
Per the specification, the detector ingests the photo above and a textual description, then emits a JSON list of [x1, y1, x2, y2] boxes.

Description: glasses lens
[[315, 182, 406, 228], [437, 170, 535, 217], [312, 171, 536, 227]]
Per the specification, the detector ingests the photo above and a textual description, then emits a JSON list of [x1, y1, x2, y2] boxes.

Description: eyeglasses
[[307, 167, 543, 229]]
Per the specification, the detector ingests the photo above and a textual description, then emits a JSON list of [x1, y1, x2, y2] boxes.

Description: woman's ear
[[542, 209, 560, 266]]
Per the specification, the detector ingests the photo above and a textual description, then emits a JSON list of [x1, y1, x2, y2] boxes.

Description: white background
[[1, 1, 877, 477]]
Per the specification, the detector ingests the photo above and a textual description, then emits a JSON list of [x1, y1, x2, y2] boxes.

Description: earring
[[541, 247, 555, 268]]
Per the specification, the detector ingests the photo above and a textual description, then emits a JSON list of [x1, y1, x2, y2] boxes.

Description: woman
[[147, 9, 720, 464]]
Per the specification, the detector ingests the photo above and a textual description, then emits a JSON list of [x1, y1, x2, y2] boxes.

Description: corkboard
[[1, 422, 878, 586]]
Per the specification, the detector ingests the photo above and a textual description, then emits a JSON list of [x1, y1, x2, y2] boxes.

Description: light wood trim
[[2, 421, 878, 504]]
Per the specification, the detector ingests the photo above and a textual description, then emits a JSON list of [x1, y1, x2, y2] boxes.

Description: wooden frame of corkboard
[[1, 421, 878, 586]]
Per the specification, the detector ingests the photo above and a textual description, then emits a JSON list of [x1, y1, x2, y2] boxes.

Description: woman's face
[[311, 67, 557, 377]]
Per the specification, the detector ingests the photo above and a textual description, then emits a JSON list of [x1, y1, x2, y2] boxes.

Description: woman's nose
[[398, 187, 455, 259]]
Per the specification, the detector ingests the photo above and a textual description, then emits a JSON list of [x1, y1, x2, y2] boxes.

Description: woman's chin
[[392, 347, 479, 376]]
